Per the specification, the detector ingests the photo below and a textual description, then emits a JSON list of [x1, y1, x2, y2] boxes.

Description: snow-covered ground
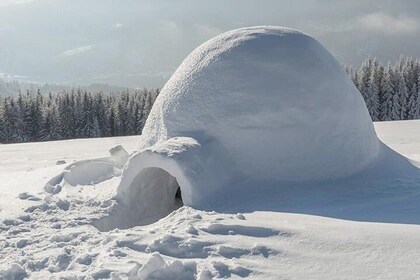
[[375, 120, 420, 165], [0, 136, 140, 220], [0, 120, 419, 279]]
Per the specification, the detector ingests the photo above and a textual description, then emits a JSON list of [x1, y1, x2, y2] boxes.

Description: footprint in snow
[[201, 224, 285, 238], [18, 192, 41, 201], [212, 261, 252, 278], [217, 245, 250, 259], [146, 235, 214, 259]]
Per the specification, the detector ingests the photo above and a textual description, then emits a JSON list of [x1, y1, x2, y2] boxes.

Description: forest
[[0, 89, 159, 143], [0, 56, 419, 144], [347, 57, 420, 121]]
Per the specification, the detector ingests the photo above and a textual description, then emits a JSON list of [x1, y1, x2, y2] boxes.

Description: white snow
[[0, 136, 140, 219], [0, 121, 419, 278], [94, 166, 183, 231], [140, 26, 380, 181], [374, 120, 420, 165], [45, 145, 129, 192], [114, 27, 417, 228], [137, 253, 196, 280], [116, 27, 385, 223]]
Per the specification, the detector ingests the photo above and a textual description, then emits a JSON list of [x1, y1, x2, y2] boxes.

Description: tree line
[[1, 56, 420, 144], [0, 89, 159, 143], [346, 57, 420, 121]]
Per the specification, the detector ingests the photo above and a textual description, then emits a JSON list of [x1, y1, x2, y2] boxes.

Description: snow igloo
[[111, 26, 380, 228]]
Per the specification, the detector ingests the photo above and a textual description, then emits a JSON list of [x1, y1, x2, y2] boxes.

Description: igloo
[[107, 26, 382, 229]]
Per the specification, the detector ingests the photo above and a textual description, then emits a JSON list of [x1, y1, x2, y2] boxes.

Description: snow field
[[0, 121, 419, 279]]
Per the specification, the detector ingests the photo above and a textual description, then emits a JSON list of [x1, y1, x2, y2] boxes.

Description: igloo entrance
[[94, 167, 184, 231]]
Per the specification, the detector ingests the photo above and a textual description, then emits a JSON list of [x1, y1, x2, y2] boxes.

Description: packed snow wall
[[139, 26, 380, 181], [113, 26, 382, 224]]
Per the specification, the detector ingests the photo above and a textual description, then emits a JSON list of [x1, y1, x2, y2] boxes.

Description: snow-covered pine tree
[[0, 97, 6, 143], [141, 90, 152, 127], [15, 91, 29, 141], [116, 91, 130, 136], [380, 64, 395, 121], [414, 62, 420, 119], [353, 70, 359, 92], [2, 98, 13, 143], [92, 116, 101, 138], [74, 89, 85, 138], [22, 97, 33, 141], [365, 60, 381, 121], [407, 84, 418, 119], [135, 92, 145, 134], [40, 103, 61, 141], [3, 98, 25, 143], [415, 85, 420, 119], [94, 93, 110, 137], [357, 58, 373, 102], [406, 60, 418, 119], [108, 107, 117, 137], [27, 90, 45, 141], [395, 69, 409, 120], [57, 93, 72, 139], [127, 95, 136, 135], [79, 91, 97, 138]]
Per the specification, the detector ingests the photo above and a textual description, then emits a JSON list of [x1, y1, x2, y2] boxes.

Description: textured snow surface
[[140, 26, 380, 181], [0, 136, 140, 219], [116, 26, 385, 216], [45, 145, 130, 193], [0, 121, 420, 279]]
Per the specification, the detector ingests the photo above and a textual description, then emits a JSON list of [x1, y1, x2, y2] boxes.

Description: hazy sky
[[0, 0, 419, 88]]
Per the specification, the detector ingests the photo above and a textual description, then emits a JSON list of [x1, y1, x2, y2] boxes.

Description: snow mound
[[45, 145, 129, 192], [137, 253, 196, 280], [111, 26, 385, 227], [0, 263, 27, 280], [117, 26, 379, 203], [140, 26, 380, 180]]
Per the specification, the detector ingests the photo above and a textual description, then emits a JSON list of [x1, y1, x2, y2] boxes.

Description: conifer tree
[[396, 70, 409, 120], [380, 64, 394, 121], [365, 62, 381, 121]]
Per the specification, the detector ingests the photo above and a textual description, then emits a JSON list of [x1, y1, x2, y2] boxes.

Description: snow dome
[[110, 26, 381, 228]]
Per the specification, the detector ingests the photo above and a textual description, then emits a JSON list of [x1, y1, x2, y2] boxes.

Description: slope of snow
[[374, 120, 420, 165], [0, 121, 420, 279]]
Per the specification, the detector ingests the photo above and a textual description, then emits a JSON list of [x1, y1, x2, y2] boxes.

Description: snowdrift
[[101, 26, 407, 229], [45, 145, 129, 193]]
